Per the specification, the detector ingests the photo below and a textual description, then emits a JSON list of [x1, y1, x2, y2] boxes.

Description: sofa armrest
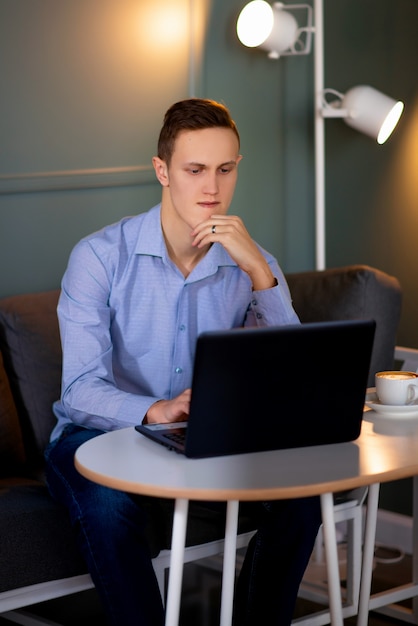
[[0, 290, 61, 469]]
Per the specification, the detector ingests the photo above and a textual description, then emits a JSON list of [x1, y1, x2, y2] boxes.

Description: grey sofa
[[0, 264, 402, 622]]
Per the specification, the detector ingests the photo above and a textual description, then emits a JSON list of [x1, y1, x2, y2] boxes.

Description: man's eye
[[189, 168, 201, 175], [220, 167, 232, 174]]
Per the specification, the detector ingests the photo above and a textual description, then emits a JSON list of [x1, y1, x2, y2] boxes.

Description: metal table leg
[[165, 498, 189, 626], [357, 483, 380, 626], [320, 492, 343, 626], [220, 500, 239, 626]]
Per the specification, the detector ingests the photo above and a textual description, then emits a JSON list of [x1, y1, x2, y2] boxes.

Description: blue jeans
[[45, 425, 321, 626]]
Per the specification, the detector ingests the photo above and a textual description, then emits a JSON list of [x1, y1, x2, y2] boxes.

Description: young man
[[45, 98, 321, 625]]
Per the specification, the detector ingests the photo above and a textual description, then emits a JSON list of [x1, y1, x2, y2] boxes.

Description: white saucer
[[365, 391, 418, 419]]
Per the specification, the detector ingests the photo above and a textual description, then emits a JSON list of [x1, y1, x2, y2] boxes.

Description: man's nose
[[203, 172, 219, 194]]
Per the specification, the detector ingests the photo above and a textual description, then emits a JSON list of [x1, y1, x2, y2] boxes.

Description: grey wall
[[316, 0, 418, 516], [323, 0, 418, 353], [0, 0, 313, 296], [0, 0, 193, 295], [1, 0, 418, 514]]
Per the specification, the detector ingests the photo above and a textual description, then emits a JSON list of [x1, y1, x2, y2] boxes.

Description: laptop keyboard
[[165, 431, 186, 445]]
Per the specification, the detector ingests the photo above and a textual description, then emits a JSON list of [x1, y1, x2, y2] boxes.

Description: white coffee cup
[[375, 370, 418, 406]]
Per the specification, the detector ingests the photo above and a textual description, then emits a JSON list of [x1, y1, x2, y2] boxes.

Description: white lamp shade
[[342, 85, 404, 144], [237, 1, 298, 56]]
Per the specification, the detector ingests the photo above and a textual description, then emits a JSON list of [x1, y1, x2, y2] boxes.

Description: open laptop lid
[[136, 319, 376, 458]]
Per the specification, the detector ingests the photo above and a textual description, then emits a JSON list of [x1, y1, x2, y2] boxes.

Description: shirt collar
[[134, 204, 165, 257]]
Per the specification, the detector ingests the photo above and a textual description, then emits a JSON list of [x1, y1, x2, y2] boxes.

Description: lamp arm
[[321, 88, 349, 119], [275, 3, 314, 56]]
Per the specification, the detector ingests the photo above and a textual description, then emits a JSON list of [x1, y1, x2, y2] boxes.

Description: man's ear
[[152, 157, 169, 187]]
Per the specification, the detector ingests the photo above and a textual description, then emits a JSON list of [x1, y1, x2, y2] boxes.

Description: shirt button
[[179, 324, 186, 331], [175, 367, 183, 374], [256, 313, 263, 319], [252, 299, 257, 305]]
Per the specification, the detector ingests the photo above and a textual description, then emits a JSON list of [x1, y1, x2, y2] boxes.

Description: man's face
[[157, 127, 242, 230]]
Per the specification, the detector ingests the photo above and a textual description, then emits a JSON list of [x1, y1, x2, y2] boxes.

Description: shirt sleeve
[[244, 263, 300, 327], [57, 240, 158, 432]]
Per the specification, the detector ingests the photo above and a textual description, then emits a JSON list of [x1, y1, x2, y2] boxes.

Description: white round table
[[75, 415, 418, 626]]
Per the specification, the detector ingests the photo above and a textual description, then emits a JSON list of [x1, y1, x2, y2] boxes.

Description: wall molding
[[0, 165, 155, 195]]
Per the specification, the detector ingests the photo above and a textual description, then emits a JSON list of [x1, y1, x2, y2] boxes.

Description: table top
[[74, 411, 418, 501]]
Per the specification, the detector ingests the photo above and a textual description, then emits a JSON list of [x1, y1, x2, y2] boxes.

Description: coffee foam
[[377, 371, 418, 380]]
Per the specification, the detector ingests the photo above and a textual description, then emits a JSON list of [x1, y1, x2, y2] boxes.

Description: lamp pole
[[313, 0, 325, 270]]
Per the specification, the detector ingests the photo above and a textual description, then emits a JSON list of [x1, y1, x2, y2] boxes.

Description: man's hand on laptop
[[143, 389, 191, 424]]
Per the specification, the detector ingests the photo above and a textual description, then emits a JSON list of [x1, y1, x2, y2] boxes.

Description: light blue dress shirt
[[50, 204, 300, 442]]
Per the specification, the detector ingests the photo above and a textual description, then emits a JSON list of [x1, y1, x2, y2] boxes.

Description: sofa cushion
[[0, 290, 61, 468], [0, 478, 88, 591], [0, 350, 25, 473]]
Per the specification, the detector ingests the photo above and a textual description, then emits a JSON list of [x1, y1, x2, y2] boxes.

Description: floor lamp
[[236, 0, 404, 270]]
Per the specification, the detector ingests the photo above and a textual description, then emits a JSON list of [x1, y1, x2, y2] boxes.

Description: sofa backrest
[[285, 265, 402, 387]]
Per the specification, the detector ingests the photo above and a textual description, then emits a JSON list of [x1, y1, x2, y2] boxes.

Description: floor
[[0, 548, 414, 625]]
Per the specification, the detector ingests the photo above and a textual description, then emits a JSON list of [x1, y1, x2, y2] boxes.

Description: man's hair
[[157, 98, 240, 165]]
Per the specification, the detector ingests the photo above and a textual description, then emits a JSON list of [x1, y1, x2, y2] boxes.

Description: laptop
[[135, 319, 376, 458]]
